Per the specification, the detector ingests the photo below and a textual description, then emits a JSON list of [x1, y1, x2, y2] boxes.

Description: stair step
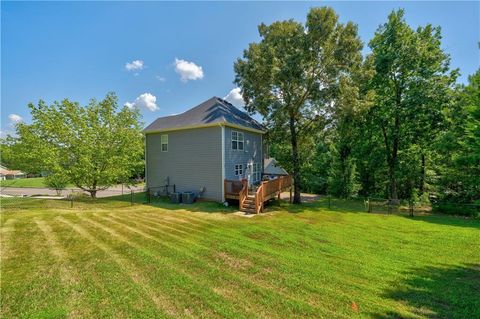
[[241, 208, 256, 214]]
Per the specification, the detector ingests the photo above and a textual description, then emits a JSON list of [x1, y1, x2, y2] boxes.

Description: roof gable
[[143, 97, 265, 133]]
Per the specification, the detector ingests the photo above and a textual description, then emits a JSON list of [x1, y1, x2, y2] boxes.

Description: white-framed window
[[161, 134, 168, 152], [253, 163, 261, 182], [231, 131, 244, 150], [234, 164, 243, 176]]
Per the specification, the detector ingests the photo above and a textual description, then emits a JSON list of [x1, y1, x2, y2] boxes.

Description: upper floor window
[[231, 131, 244, 150], [161, 134, 168, 152]]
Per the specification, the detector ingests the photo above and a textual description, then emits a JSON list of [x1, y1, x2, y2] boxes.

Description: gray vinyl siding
[[146, 126, 223, 201], [224, 127, 263, 183]]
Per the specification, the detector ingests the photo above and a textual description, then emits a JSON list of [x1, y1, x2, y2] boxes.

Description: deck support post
[[289, 187, 292, 203]]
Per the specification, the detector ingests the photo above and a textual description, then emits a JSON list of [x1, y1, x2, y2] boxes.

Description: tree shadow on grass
[[402, 214, 480, 230], [273, 197, 368, 214], [276, 198, 480, 229], [372, 264, 480, 319]]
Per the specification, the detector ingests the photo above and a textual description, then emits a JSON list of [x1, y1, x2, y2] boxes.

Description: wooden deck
[[225, 175, 292, 214]]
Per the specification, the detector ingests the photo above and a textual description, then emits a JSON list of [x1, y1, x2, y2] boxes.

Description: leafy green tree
[[367, 9, 457, 202], [234, 7, 362, 203], [14, 93, 143, 198], [437, 70, 480, 202], [0, 137, 16, 169], [44, 172, 69, 196]]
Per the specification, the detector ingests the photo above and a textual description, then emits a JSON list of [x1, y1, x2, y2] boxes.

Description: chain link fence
[[320, 195, 479, 217], [1, 189, 148, 211]]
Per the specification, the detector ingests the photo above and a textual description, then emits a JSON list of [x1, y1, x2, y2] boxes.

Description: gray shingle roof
[[143, 97, 265, 133], [264, 158, 289, 176]]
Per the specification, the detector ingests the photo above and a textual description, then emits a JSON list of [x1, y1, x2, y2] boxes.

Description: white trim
[[221, 125, 225, 201], [144, 135, 148, 188], [144, 122, 266, 135]]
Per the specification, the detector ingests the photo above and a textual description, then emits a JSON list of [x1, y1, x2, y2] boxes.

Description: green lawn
[[1, 197, 479, 318], [0, 177, 48, 188], [0, 178, 143, 189]]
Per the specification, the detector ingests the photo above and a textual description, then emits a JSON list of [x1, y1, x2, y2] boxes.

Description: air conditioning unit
[[170, 192, 182, 204], [182, 191, 195, 204]]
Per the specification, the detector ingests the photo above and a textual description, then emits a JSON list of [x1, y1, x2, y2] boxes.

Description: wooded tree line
[[235, 7, 479, 204]]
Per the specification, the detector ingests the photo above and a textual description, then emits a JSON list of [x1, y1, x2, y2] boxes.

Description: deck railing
[[239, 179, 248, 210], [255, 182, 265, 214], [225, 175, 292, 213], [254, 175, 292, 213]]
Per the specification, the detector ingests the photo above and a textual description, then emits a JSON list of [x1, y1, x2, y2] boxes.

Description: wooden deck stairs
[[241, 195, 257, 214], [225, 175, 292, 214]]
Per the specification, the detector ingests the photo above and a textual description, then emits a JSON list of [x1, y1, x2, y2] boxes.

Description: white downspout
[[144, 134, 148, 189], [221, 125, 225, 202]]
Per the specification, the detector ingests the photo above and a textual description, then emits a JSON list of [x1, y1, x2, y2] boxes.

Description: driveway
[[1, 185, 144, 198]]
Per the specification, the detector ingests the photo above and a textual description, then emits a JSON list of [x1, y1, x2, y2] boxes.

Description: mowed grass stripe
[[78, 213, 250, 319], [1, 217, 69, 318], [109, 213, 358, 317], [56, 216, 176, 318], [47, 215, 169, 318], [34, 218, 91, 318], [110, 210, 479, 317], [132, 213, 373, 289], [95, 213, 334, 318], [95, 214, 320, 318], [107, 212, 349, 317], [127, 211, 426, 314], [0, 218, 16, 261]]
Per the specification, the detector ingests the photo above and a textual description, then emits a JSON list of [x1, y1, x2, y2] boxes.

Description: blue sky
[[1, 1, 479, 133]]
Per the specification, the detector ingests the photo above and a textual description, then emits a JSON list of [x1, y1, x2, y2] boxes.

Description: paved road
[[1, 185, 144, 198]]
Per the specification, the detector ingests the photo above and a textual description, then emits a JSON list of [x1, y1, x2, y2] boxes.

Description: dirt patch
[[280, 192, 321, 203], [215, 251, 253, 271]]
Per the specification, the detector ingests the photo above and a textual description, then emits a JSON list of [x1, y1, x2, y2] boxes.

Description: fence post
[[409, 200, 414, 217], [328, 194, 331, 209], [147, 187, 151, 204], [367, 197, 371, 213], [70, 189, 73, 208], [131, 189, 133, 206], [173, 184, 176, 193]]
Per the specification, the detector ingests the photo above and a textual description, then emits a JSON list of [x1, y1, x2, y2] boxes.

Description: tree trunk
[[289, 115, 302, 204], [389, 144, 399, 202], [382, 86, 402, 204], [388, 160, 398, 203], [381, 120, 399, 203], [419, 153, 426, 194], [89, 180, 97, 198]]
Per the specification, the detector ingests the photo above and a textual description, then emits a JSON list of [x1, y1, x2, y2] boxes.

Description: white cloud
[[174, 58, 204, 82], [8, 114, 23, 124], [156, 75, 166, 82], [223, 88, 244, 107], [125, 60, 144, 72], [125, 93, 158, 111]]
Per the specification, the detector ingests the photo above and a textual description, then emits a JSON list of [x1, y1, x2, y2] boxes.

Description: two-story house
[[144, 97, 266, 202]]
